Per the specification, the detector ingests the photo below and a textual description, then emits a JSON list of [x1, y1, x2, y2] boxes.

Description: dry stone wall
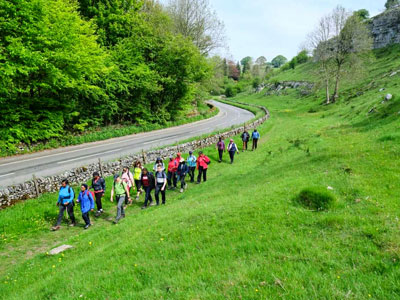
[[0, 103, 269, 209]]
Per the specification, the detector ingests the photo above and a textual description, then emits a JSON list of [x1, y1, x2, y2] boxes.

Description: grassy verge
[[0, 102, 218, 158], [1, 47, 400, 299]]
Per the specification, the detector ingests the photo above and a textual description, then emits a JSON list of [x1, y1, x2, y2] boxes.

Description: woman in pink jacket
[[196, 151, 211, 184]]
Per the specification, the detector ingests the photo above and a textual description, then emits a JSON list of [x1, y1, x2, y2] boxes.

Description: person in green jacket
[[110, 174, 131, 224]]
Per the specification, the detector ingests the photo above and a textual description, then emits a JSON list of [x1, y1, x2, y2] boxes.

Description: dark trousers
[[243, 141, 248, 150], [197, 167, 207, 183], [143, 186, 153, 206], [155, 185, 166, 204], [189, 166, 196, 182], [218, 150, 223, 162], [56, 202, 75, 226], [116, 195, 125, 220], [82, 211, 90, 225], [229, 151, 236, 163], [178, 174, 186, 188], [95, 192, 103, 211], [252, 139, 259, 150], [167, 171, 177, 188]]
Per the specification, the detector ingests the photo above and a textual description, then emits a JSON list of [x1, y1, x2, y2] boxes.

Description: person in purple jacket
[[77, 184, 95, 229], [216, 137, 226, 163]]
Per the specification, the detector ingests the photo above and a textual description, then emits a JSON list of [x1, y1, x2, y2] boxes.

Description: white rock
[[49, 245, 73, 255], [327, 186, 334, 190], [379, 88, 385, 92]]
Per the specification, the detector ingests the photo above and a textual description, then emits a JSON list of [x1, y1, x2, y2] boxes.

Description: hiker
[[140, 168, 155, 209], [122, 167, 134, 206], [241, 130, 250, 151], [216, 137, 226, 163], [252, 129, 260, 150], [51, 179, 76, 231], [153, 157, 165, 172], [227, 139, 240, 164], [167, 156, 178, 189], [155, 164, 167, 205], [196, 151, 210, 184], [187, 151, 197, 182], [110, 174, 131, 224], [133, 161, 143, 201], [77, 184, 95, 229], [177, 158, 189, 193], [91, 171, 106, 217]]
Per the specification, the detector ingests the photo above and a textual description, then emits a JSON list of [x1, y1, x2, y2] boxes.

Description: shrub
[[295, 187, 336, 210], [225, 85, 237, 98]]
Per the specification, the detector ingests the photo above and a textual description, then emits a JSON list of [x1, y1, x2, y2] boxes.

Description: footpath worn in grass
[[1, 47, 400, 299]]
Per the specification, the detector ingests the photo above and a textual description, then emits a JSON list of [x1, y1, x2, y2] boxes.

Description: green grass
[[1, 46, 400, 299], [0, 101, 218, 157]]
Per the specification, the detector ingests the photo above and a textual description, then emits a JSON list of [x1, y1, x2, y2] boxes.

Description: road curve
[[0, 101, 254, 188]]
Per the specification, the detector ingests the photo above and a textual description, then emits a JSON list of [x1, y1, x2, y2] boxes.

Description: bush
[[295, 187, 336, 211], [225, 85, 237, 98]]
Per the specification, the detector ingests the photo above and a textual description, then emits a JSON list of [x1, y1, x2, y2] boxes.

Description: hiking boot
[[113, 219, 119, 224], [196, 182, 200, 184], [69, 223, 76, 227], [84, 224, 91, 230], [95, 211, 101, 217], [141, 206, 147, 210], [51, 226, 60, 231], [180, 188, 184, 193]]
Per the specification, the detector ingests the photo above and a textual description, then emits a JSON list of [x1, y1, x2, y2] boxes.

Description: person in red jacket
[[167, 156, 178, 189], [196, 151, 210, 184]]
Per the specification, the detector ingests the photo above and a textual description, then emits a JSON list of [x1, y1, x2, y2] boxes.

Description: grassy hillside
[[1, 46, 400, 299]]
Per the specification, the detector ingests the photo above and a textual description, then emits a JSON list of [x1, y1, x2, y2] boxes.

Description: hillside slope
[[1, 46, 400, 299]]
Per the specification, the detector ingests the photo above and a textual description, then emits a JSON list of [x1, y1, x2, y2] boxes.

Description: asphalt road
[[0, 101, 254, 188]]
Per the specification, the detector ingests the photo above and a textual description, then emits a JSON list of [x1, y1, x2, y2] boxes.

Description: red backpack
[[86, 190, 95, 200]]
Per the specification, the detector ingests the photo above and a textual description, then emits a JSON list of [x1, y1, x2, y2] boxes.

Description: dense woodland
[[0, 0, 213, 152]]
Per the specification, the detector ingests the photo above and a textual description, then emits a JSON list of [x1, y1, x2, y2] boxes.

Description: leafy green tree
[[271, 55, 288, 68], [240, 56, 253, 74], [0, 0, 110, 150], [354, 9, 370, 20], [385, 0, 400, 9], [236, 62, 241, 78]]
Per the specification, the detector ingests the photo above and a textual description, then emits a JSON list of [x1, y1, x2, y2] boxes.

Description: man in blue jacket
[[252, 129, 261, 150], [52, 179, 76, 231]]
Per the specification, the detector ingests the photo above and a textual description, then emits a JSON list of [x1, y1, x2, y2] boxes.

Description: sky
[[160, 0, 387, 62]]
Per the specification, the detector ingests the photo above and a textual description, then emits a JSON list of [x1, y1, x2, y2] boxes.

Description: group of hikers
[[51, 129, 260, 231]]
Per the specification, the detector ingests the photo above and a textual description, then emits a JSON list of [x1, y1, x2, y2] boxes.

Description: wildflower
[[337, 276, 340, 279], [255, 289, 259, 292], [89, 242, 92, 246], [52, 265, 56, 268]]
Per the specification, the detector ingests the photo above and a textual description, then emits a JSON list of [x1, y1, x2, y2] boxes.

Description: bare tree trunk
[[333, 67, 341, 102], [325, 78, 331, 104]]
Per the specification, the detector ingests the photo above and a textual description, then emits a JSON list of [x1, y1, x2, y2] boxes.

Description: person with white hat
[[177, 158, 189, 193], [227, 139, 239, 164]]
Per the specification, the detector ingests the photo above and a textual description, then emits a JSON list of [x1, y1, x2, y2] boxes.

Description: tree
[[240, 56, 253, 74], [222, 58, 228, 76], [385, 0, 400, 9], [271, 55, 288, 68], [354, 9, 370, 20], [236, 62, 241, 78], [329, 7, 373, 101], [308, 14, 335, 104], [227, 60, 240, 81], [255, 56, 267, 66], [308, 6, 372, 104], [166, 0, 226, 56]]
